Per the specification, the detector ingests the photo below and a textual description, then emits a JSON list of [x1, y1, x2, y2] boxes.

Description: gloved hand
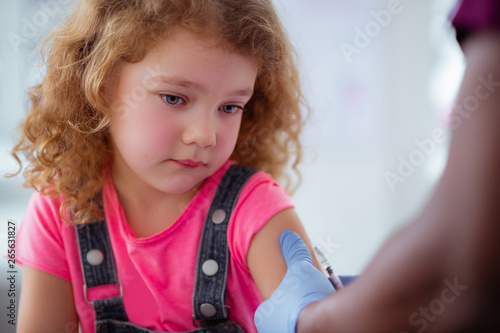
[[254, 230, 335, 333]]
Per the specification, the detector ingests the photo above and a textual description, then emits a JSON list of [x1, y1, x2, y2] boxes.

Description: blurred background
[[0, 0, 462, 331]]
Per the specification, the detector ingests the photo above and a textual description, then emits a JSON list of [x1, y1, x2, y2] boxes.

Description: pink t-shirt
[[15, 161, 294, 332]]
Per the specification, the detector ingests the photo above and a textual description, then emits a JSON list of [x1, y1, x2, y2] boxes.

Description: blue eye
[[161, 94, 184, 105], [221, 105, 243, 114]]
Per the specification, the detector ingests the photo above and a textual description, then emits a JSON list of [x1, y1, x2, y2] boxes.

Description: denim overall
[[75, 164, 257, 333]]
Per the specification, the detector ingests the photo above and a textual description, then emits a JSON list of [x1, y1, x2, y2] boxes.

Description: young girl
[[12, 0, 324, 332]]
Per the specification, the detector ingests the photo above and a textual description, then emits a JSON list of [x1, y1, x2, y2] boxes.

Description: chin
[[156, 179, 204, 195]]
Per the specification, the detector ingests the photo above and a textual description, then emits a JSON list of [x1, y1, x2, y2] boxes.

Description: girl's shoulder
[[16, 189, 75, 282], [22, 189, 71, 235], [26, 189, 66, 218], [227, 163, 294, 267], [237, 166, 291, 206]]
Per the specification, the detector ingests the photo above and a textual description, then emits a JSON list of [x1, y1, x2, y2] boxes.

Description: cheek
[[218, 117, 242, 152], [110, 107, 180, 159]]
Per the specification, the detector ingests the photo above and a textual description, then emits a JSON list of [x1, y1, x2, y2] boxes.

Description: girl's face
[[107, 28, 258, 196]]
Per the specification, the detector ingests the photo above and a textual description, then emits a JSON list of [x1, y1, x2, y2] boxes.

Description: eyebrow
[[151, 75, 254, 97]]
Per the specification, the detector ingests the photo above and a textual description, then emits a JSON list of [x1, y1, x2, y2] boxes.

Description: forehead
[[146, 28, 253, 64], [107, 28, 258, 98], [127, 28, 257, 80]]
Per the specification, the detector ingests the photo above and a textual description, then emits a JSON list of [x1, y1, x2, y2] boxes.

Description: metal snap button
[[86, 249, 104, 266], [200, 303, 217, 317], [202, 259, 219, 276], [211, 209, 226, 224]]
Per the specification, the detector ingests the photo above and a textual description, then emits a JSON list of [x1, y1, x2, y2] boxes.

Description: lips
[[171, 159, 205, 168]]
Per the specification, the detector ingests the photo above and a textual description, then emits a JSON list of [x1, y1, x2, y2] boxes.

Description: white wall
[[275, 0, 463, 274]]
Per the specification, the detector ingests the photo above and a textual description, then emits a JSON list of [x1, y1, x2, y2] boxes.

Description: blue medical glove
[[254, 230, 335, 333]]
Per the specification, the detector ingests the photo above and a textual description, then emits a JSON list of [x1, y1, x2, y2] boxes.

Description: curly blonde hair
[[11, 0, 307, 224]]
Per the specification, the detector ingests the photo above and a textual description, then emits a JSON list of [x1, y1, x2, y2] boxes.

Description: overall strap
[[75, 211, 128, 322], [192, 164, 257, 323]]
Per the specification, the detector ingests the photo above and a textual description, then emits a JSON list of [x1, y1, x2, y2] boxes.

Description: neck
[[110, 163, 202, 238], [114, 176, 199, 214]]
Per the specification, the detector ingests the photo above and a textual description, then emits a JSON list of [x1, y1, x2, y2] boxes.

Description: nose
[[181, 114, 216, 148]]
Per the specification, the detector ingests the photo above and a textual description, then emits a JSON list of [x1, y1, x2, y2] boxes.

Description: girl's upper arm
[[17, 264, 78, 333], [247, 208, 325, 300]]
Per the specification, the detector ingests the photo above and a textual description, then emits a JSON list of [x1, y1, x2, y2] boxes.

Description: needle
[[314, 246, 344, 290]]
